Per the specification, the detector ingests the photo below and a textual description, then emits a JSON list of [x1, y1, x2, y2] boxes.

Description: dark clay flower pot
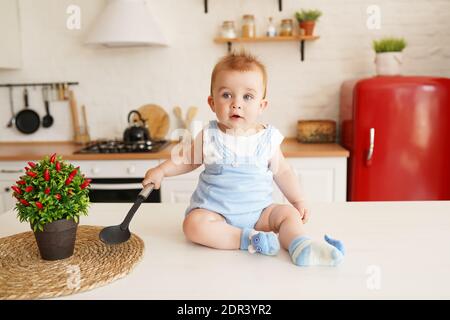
[[300, 21, 316, 36], [32, 218, 79, 261]]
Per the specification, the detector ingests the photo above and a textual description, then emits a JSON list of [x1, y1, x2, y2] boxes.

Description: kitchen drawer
[[71, 160, 159, 178], [0, 161, 27, 180], [0, 160, 159, 179], [0, 180, 16, 214]]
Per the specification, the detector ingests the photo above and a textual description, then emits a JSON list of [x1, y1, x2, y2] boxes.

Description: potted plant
[[295, 9, 322, 36], [11, 153, 91, 261], [373, 37, 407, 76]]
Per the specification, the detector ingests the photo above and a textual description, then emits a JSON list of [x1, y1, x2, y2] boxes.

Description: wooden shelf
[[214, 35, 319, 43], [214, 35, 320, 61]]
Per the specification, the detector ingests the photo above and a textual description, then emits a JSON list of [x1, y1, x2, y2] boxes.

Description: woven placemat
[[0, 225, 144, 300]]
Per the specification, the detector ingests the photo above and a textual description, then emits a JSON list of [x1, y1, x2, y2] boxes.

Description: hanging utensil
[[6, 86, 15, 128], [132, 104, 170, 141], [173, 106, 186, 128], [42, 86, 54, 128], [15, 88, 40, 134], [185, 106, 198, 129], [80, 105, 91, 143], [51, 83, 57, 101], [58, 83, 64, 101], [69, 90, 82, 143], [99, 183, 154, 245]]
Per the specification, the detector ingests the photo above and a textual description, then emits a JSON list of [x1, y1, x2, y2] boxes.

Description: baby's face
[[208, 69, 267, 132]]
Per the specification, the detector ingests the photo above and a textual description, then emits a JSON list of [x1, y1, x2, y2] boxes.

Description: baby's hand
[[142, 167, 164, 189], [292, 200, 310, 224]]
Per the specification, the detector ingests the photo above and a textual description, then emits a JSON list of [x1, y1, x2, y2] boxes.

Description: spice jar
[[280, 19, 293, 36], [266, 17, 277, 37], [242, 14, 256, 38], [220, 21, 237, 39]]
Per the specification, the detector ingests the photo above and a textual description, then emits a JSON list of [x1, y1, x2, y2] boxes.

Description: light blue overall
[[185, 120, 280, 229]]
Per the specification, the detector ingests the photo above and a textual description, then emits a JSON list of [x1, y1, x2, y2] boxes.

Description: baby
[[143, 52, 344, 266]]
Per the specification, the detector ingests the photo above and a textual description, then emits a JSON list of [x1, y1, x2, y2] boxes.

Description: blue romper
[[185, 120, 284, 229]]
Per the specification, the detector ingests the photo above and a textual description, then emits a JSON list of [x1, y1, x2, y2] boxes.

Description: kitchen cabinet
[[0, 181, 16, 214], [0, 0, 22, 69], [0, 155, 347, 212], [273, 157, 347, 203], [160, 167, 203, 204], [160, 157, 347, 204], [0, 162, 24, 214]]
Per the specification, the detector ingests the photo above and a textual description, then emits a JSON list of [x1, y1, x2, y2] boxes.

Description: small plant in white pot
[[373, 37, 407, 76]]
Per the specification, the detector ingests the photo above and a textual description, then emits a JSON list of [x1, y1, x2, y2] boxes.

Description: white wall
[[0, 0, 449, 142]]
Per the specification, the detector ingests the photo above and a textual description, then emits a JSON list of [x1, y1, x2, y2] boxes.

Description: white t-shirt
[[203, 122, 284, 164]]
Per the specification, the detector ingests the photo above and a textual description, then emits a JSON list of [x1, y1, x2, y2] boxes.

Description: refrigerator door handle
[[366, 128, 375, 164]]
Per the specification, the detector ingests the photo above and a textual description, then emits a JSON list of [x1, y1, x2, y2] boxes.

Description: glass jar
[[220, 21, 237, 39], [280, 19, 293, 36], [242, 14, 256, 38], [266, 17, 277, 37]]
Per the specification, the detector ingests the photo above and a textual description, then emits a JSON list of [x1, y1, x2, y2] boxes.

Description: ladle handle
[[120, 183, 154, 231], [139, 183, 154, 200]]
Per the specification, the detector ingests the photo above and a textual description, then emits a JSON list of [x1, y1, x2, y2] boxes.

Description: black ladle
[[42, 87, 54, 128], [99, 183, 154, 245]]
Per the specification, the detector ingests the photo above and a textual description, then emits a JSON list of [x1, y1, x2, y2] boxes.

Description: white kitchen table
[[1, 201, 450, 300]]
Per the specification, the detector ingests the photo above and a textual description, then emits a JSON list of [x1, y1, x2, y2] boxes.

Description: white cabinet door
[[0, 0, 22, 69], [0, 162, 24, 214], [160, 167, 202, 204], [0, 181, 16, 214], [273, 157, 347, 203], [160, 180, 198, 204]]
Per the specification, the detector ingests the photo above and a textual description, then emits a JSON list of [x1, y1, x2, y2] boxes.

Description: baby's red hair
[[210, 51, 267, 98]]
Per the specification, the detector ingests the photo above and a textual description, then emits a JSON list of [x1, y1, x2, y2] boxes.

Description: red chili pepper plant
[[12, 154, 91, 260], [12, 153, 90, 232]]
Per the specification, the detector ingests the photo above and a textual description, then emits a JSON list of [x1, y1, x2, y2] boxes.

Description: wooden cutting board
[[131, 104, 170, 141]]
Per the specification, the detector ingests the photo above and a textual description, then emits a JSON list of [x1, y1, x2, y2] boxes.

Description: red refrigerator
[[340, 76, 450, 201]]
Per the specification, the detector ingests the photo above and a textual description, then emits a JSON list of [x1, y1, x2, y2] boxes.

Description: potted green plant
[[11, 153, 91, 261], [373, 37, 407, 76], [295, 9, 322, 36]]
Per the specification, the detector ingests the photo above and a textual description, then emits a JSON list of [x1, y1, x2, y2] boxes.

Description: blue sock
[[288, 235, 344, 267], [324, 234, 345, 255], [240, 228, 253, 250], [240, 228, 280, 256]]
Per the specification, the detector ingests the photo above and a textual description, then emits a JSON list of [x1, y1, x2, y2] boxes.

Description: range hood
[[85, 0, 168, 47]]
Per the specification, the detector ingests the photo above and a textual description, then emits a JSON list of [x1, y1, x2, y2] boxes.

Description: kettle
[[123, 110, 150, 142]]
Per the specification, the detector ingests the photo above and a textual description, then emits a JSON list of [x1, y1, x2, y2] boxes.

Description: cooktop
[[74, 140, 170, 154]]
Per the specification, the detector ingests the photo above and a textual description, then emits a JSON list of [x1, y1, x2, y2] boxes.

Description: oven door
[[89, 178, 160, 203]]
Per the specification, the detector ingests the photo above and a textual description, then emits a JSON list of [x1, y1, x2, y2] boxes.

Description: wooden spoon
[[185, 106, 198, 129], [173, 106, 186, 128]]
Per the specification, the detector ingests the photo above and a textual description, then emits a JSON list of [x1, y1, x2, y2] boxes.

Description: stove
[[74, 139, 170, 154]]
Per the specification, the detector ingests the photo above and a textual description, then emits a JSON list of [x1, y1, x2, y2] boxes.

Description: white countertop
[[1, 201, 450, 299]]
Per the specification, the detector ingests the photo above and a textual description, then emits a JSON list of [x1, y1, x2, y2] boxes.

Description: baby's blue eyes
[[221, 93, 254, 101]]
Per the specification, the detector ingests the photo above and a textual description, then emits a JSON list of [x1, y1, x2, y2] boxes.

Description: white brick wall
[[0, 0, 449, 142]]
